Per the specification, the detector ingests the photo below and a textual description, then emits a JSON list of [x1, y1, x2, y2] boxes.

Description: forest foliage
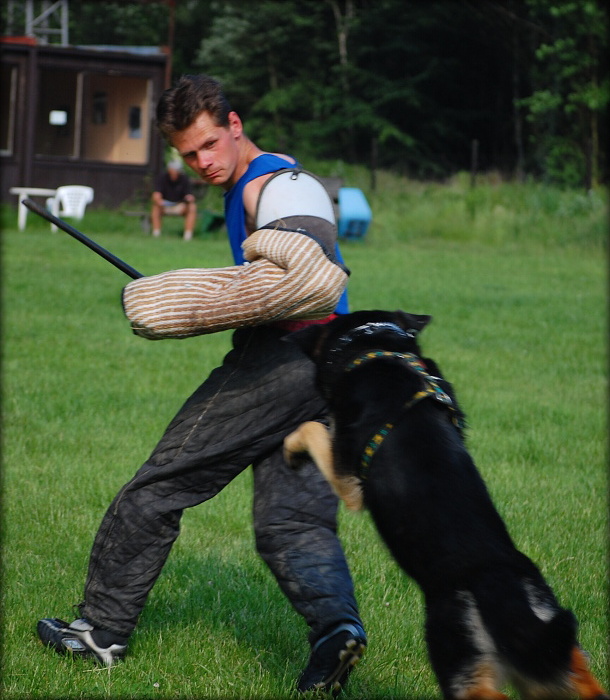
[[6, 0, 608, 187]]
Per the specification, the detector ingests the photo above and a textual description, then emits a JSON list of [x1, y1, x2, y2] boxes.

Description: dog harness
[[344, 350, 460, 478]]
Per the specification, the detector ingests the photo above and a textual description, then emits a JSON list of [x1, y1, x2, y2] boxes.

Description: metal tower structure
[[6, 0, 69, 46]]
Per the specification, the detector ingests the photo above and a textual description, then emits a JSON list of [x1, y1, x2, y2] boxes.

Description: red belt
[[273, 313, 338, 332]]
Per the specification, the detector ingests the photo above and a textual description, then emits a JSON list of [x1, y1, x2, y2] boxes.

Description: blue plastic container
[[337, 187, 372, 239]]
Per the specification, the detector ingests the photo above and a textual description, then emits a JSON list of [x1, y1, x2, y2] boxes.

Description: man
[[151, 159, 197, 240], [37, 74, 366, 695]]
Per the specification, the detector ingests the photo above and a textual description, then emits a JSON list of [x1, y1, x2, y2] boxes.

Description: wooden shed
[[1, 38, 167, 208]]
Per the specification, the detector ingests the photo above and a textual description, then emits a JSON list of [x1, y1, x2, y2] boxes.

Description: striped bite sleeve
[[122, 228, 348, 339]]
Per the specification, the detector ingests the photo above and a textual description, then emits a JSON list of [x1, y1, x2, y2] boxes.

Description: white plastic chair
[[46, 185, 94, 231]]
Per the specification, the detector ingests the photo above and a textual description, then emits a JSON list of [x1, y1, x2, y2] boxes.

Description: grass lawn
[[1, 176, 607, 699]]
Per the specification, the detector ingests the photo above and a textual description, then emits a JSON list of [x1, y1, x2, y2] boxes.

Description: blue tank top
[[223, 153, 349, 314]]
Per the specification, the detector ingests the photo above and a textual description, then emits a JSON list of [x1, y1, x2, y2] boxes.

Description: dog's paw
[[283, 430, 310, 469], [284, 448, 310, 469], [341, 478, 364, 511]]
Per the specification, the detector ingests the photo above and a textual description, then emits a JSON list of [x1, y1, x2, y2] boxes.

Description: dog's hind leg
[[566, 646, 609, 700], [433, 654, 509, 700], [283, 421, 363, 510], [511, 646, 609, 699], [426, 593, 509, 700], [436, 657, 510, 700]]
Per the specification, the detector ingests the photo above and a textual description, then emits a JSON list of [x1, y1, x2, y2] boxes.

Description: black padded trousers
[[80, 325, 362, 645]]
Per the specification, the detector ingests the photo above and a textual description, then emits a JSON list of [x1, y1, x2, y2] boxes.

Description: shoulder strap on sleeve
[[255, 168, 338, 255]]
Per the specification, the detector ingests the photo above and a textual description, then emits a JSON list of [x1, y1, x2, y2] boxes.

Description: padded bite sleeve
[[121, 227, 348, 339]]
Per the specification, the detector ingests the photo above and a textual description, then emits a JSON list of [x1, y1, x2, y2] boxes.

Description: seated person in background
[[151, 159, 197, 240]]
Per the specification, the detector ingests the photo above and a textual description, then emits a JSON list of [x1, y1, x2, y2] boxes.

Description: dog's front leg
[[283, 421, 334, 480], [284, 421, 363, 511]]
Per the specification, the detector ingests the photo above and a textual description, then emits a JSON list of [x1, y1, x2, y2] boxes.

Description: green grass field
[[1, 173, 608, 699]]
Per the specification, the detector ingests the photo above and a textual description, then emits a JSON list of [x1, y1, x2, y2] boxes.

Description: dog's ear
[[282, 323, 327, 359], [393, 311, 432, 334]]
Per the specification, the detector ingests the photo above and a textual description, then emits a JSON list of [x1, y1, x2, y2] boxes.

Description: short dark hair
[[156, 74, 233, 141]]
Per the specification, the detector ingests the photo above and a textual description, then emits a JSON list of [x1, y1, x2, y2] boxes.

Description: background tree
[[5, 0, 605, 186], [519, 0, 608, 188], [68, 0, 168, 46]]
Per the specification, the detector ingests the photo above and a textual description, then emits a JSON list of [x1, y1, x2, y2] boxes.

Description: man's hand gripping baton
[[22, 198, 144, 280]]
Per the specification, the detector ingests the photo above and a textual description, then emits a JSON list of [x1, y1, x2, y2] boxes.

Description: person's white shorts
[[161, 201, 186, 215]]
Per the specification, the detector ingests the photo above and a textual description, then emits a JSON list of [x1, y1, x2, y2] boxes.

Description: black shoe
[[297, 623, 366, 695], [37, 618, 127, 666]]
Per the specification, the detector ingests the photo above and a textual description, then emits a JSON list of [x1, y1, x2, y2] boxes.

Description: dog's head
[[287, 310, 432, 370]]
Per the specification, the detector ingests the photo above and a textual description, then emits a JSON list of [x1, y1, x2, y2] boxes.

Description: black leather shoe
[[297, 623, 366, 695]]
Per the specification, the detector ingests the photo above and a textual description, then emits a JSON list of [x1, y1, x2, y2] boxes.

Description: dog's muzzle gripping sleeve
[[121, 227, 348, 339]]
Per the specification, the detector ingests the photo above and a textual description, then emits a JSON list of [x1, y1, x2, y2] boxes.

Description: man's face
[[172, 110, 242, 190]]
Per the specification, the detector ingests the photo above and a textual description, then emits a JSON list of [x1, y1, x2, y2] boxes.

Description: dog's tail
[[469, 568, 577, 682]]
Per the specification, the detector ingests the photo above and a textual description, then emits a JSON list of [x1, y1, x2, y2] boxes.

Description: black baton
[[22, 198, 144, 280]]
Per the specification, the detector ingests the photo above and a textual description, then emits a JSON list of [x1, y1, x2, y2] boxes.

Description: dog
[[283, 310, 608, 700]]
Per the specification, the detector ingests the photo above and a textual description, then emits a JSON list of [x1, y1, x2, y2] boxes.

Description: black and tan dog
[[283, 310, 607, 700]]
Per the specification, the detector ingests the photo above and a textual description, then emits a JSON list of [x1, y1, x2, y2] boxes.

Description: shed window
[[35, 68, 77, 157], [128, 106, 142, 138], [49, 110, 68, 126], [92, 92, 107, 125]]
